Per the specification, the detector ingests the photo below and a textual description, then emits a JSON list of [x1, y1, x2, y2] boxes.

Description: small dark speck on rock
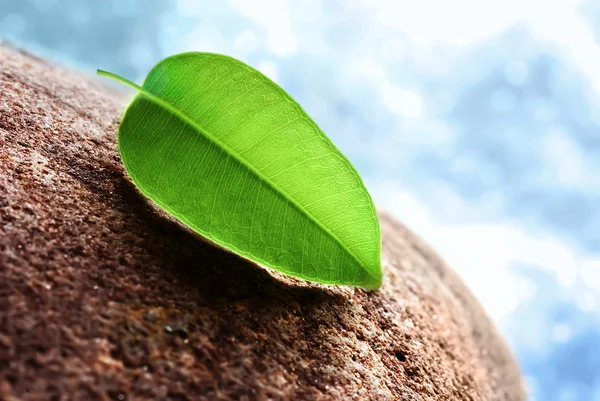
[[395, 351, 407, 363], [165, 325, 189, 340]]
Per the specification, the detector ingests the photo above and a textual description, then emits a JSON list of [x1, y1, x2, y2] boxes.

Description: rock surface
[[0, 43, 525, 401]]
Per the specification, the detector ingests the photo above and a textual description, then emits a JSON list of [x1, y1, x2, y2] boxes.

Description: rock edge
[[0, 44, 525, 400]]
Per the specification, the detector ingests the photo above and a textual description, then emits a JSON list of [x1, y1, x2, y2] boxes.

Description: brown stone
[[0, 43, 525, 400]]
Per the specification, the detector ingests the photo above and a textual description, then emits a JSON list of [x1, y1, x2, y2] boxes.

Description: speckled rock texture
[[0, 43, 525, 401]]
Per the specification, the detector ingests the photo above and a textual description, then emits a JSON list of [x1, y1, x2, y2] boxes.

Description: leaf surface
[[98, 52, 381, 288]]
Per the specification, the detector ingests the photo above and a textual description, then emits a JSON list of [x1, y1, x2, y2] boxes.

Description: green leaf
[[97, 52, 381, 289]]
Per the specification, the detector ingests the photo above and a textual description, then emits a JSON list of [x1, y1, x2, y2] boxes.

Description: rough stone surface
[[0, 43, 526, 401]]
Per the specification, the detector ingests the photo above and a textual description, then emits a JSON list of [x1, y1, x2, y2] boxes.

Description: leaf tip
[[361, 266, 383, 290]]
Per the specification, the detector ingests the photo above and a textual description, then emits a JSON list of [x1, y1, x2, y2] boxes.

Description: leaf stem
[[97, 69, 145, 93]]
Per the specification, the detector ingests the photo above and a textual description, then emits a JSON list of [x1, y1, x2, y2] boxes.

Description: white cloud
[[370, 181, 591, 319], [540, 128, 586, 187], [229, 0, 298, 57], [381, 85, 424, 119], [257, 60, 279, 83], [362, 0, 600, 96]]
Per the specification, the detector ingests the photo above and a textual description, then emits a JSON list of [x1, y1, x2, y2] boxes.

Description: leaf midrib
[[97, 69, 377, 283]]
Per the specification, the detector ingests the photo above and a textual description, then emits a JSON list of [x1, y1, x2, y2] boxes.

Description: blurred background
[[1, 0, 599, 399]]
